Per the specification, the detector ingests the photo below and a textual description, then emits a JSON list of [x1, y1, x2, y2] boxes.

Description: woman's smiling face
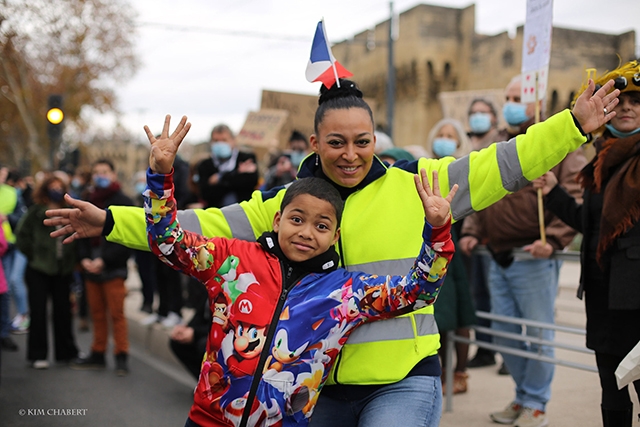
[[610, 92, 640, 133], [310, 108, 376, 188]]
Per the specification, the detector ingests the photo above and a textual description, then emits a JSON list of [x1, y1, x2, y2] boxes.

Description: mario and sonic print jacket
[[144, 169, 453, 427]]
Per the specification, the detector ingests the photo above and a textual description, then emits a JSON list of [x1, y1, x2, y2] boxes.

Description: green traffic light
[[47, 108, 64, 124]]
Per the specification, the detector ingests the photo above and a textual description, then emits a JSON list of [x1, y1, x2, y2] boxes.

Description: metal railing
[[443, 248, 597, 412]]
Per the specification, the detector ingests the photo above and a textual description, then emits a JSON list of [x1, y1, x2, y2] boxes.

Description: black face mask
[[48, 189, 64, 203]]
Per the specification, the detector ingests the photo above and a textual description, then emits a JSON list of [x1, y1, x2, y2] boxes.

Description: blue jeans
[[309, 376, 442, 427], [489, 258, 561, 412], [4, 248, 29, 315]]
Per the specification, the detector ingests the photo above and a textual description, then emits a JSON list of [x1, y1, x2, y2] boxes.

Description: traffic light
[[47, 94, 64, 141]]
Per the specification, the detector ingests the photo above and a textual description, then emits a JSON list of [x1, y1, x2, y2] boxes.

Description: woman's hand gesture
[[572, 79, 620, 134]]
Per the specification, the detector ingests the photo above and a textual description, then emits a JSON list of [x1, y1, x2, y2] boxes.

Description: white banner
[[521, 0, 553, 102], [521, 65, 549, 104]]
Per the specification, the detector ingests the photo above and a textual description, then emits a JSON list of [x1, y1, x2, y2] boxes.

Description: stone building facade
[[332, 3, 636, 147]]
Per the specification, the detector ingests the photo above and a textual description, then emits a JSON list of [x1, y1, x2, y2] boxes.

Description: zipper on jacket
[[238, 263, 303, 427]]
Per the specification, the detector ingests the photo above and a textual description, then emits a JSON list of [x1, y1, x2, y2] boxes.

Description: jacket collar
[[296, 154, 388, 200], [257, 231, 339, 274]]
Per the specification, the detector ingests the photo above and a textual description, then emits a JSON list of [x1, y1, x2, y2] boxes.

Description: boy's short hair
[[280, 178, 344, 226]]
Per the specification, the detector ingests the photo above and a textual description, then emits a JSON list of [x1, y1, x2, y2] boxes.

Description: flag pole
[[534, 70, 547, 246], [321, 18, 341, 88]]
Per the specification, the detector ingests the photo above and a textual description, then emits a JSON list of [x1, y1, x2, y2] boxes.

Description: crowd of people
[[0, 58, 637, 427]]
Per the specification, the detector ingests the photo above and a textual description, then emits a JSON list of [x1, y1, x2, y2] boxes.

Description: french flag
[[305, 20, 352, 88]]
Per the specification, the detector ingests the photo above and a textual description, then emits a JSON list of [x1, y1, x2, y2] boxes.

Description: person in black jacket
[[72, 159, 133, 376], [196, 124, 258, 208], [533, 60, 640, 427]]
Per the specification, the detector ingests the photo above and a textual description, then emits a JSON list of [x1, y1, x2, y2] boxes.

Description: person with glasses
[[533, 60, 640, 427]]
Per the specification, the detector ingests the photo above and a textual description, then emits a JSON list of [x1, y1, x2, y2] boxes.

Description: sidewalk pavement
[[123, 260, 640, 426]]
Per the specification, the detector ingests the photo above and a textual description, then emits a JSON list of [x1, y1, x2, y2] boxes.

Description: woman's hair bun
[[318, 79, 363, 105]]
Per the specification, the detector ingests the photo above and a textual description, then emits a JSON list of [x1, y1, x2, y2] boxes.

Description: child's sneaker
[[11, 314, 30, 334], [490, 401, 522, 424], [514, 408, 548, 427]]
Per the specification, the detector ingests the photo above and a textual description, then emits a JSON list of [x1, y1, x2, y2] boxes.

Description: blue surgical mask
[[289, 151, 307, 167], [211, 142, 232, 159], [94, 176, 112, 189], [48, 189, 64, 202], [432, 138, 458, 158], [469, 113, 492, 134], [135, 182, 147, 195], [71, 177, 82, 189], [503, 102, 530, 126], [604, 124, 640, 138]]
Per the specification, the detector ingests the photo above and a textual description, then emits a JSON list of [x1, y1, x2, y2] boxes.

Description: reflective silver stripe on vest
[[342, 257, 438, 343], [221, 204, 256, 242], [495, 139, 529, 192], [447, 156, 472, 220], [345, 312, 438, 344], [177, 210, 202, 234]]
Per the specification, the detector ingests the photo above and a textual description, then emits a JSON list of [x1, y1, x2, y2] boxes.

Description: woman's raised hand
[[144, 115, 191, 174], [572, 79, 620, 134], [414, 168, 458, 227]]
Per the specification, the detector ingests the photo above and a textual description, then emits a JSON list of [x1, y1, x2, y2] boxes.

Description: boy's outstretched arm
[[44, 115, 192, 244], [145, 114, 191, 174], [350, 169, 457, 319]]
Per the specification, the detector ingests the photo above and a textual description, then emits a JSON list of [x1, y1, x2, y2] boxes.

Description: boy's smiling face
[[273, 194, 340, 263]]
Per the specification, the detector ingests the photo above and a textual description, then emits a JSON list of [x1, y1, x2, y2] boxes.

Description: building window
[[568, 91, 576, 109], [502, 50, 513, 68], [550, 90, 558, 113]]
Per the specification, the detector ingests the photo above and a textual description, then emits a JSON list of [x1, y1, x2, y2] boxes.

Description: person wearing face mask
[[196, 124, 259, 209], [459, 75, 588, 427], [72, 159, 133, 376], [425, 118, 472, 160], [287, 130, 312, 169], [424, 118, 475, 394], [532, 60, 640, 427], [468, 98, 501, 151], [465, 99, 502, 370], [15, 174, 79, 369]]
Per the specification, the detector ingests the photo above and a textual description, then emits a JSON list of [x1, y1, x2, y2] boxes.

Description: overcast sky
[[109, 0, 639, 144]]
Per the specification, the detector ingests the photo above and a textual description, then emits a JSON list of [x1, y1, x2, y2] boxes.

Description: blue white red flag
[[305, 20, 352, 88]]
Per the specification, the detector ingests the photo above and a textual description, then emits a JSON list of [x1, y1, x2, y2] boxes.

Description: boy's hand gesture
[[414, 168, 458, 227], [144, 115, 191, 174]]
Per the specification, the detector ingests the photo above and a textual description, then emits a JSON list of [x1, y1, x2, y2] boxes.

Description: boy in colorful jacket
[[144, 116, 457, 427]]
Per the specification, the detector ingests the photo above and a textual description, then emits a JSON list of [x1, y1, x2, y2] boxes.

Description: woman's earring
[[315, 154, 319, 166]]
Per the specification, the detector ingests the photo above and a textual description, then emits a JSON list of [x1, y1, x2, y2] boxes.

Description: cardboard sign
[[438, 88, 506, 132], [235, 109, 289, 149]]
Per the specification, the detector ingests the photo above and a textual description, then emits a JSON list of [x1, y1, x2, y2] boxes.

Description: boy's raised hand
[[144, 115, 191, 174], [414, 168, 458, 227]]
